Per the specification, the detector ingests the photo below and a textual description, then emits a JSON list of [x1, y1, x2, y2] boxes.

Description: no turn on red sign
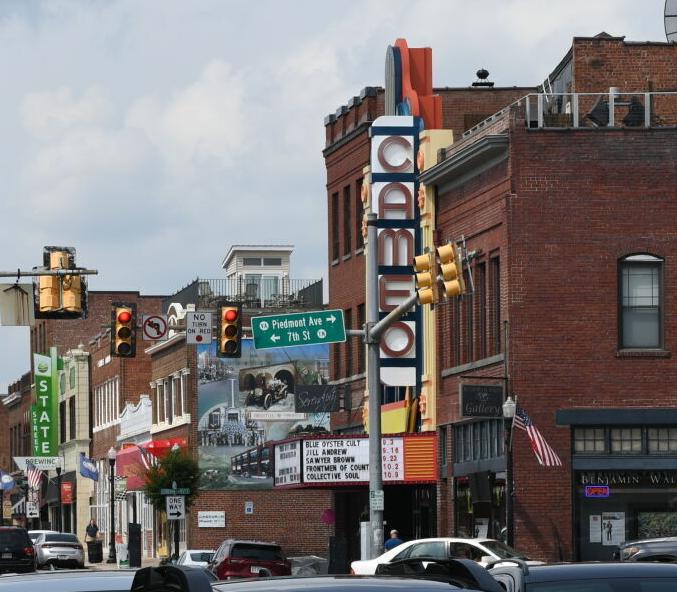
[[186, 312, 212, 345]]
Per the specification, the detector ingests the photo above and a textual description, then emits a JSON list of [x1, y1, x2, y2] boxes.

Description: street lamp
[[55, 464, 62, 532], [106, 446, 117, 564], [502, 395, 516, 547]]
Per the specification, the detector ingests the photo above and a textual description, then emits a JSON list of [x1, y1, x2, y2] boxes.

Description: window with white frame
[[152, 368, 190, 427], [619, 254, 663, 349], [94, 377, 120, 430]]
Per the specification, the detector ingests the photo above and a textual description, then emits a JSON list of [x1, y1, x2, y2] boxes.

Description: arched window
[[619, 254, 663, 349]]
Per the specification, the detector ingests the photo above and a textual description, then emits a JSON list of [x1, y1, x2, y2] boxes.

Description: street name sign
[[186, 312, 212, 345], [160, 487, 191, 495], [251, 309, 346, 350], [167, 496, 185, 520]]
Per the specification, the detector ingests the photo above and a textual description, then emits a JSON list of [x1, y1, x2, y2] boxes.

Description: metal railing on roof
[[164, 277, 323, 311]]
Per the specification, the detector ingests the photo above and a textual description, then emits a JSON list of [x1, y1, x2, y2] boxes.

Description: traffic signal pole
[[364, 213, 418, 559]]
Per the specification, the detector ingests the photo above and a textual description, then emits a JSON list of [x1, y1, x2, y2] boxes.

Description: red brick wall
[[188, 489, 334, 557]]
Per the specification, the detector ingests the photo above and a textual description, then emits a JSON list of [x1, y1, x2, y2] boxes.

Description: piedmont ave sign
[[252, 309, 346, 350]]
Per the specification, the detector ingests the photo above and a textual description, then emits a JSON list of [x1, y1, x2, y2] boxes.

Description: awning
[[143, 437, 188, 459], [116, 444, 153, 490]]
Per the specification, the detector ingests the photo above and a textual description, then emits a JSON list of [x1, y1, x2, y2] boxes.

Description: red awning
[[143, 437, 188, 459], [115, 444, 153, 490]]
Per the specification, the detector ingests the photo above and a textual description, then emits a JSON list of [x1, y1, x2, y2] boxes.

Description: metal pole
[[174, 519, 180, 560], [365, 212, 384, 560], [0, 269, 98, 278], [107, 460, 116, 563], [504, 321, 514, 547], [56, 466, 62, 532]]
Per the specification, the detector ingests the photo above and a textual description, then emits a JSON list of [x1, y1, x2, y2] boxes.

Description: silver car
[[0, 569, 134, 591], [34, 532, 85, 569]]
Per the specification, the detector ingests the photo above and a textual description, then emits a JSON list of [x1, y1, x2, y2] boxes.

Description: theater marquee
[[273, 433, 436, 488]]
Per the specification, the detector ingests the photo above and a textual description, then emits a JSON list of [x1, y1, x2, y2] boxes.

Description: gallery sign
[[460, 384, 504, 418]]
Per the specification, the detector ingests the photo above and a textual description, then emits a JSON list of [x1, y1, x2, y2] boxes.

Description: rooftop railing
[[525, 90, 677, 129], [165, 277, 323, 311]]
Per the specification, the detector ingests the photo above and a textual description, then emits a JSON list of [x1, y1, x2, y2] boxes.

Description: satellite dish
[[665, 0, 677, 42]]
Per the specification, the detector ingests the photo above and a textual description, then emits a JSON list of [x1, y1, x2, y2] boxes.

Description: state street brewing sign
[[32, 349, 59, 456]]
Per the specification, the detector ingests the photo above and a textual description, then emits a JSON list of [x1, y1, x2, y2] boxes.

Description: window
[[489, 256, 501, 355], [454, 420, 504, 463], [355, 178, 364, 250], [345, 308, 353, 377], [343, 185, 352, 256], [574, 428, 606, 453], [610, 427, 642, 454], [648, 428, 677, 453], [331, 192, 339, 261], [440, 426, 447, 466], [69, 366, 76, 389], [476, 262, 487, 358], [243, 257, 261, 266], [263, 257, 281, 266], [69, 396, 76, 440], [620, 254, 662, 348], [59, 401, 66, 443]]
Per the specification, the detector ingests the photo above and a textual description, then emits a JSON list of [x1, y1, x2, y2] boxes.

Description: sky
[[0, 0, 668, 391]]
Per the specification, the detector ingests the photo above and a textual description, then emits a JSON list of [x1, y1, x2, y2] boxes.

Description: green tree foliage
[[143, 448, 200, 513]]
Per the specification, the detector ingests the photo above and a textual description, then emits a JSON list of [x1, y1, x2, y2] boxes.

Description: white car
[[27, 530, 58, 544], [350, 537, 542, 574], [176, 549, 215, 567]]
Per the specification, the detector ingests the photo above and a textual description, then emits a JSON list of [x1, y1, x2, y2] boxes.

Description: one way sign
[[167, 496, 185, 520]]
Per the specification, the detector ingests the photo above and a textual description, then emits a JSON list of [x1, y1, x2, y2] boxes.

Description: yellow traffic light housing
[[112, 303, 136, 357], [35, 246, 88, 319], [413, 252, 436, 305], [218, 304, 242, 358], [437, 243, 466, 298]]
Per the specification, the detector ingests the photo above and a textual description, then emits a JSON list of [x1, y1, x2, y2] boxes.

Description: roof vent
[[472, 69, 494, 88]]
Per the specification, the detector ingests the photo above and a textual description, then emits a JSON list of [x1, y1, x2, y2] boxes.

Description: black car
[[488, 560, 677, 592], [0, 526, 36, 573], [616, 537, 677, 562]]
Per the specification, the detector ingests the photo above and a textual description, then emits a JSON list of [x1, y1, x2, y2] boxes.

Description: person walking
[[384, 529, 404, 551]]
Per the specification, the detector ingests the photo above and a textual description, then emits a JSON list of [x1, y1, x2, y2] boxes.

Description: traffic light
[[218, 304, 241, 358], [413, 252, 436, 305], [35, 246, 87, 319], [111, 303, 136, 357], [437, 243, 466, 298]]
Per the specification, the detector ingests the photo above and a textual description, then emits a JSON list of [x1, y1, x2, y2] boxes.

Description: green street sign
[[160, 488, 190, 495], [252, 309, 346, 350]]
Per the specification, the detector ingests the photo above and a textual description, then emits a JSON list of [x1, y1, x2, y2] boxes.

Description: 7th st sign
[[252, 309, 346, 350]]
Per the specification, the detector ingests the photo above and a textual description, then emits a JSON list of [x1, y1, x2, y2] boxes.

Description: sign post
[[251, 310, 346, 350]]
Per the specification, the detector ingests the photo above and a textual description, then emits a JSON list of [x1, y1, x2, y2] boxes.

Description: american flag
[[25, 461, 43, 490], [514, 406, 563, 467]]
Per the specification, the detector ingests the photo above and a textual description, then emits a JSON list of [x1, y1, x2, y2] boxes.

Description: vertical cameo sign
[[370, 116, 420, 388]]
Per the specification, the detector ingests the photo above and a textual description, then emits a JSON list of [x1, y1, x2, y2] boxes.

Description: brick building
[[323, 41, 532, 567], [421, 34, 677, 561]]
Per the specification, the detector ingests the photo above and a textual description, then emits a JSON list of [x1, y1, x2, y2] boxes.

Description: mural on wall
[[197, 338, 330, 490]]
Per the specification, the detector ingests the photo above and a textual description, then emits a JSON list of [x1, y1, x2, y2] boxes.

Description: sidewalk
[[86, 557, 160, 571]]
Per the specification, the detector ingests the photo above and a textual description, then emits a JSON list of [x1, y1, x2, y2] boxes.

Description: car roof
[[622, 536, 677, 546], [496, 562, 677, 582], [212, 575, 481, 591], [0, 570, 135, 591]]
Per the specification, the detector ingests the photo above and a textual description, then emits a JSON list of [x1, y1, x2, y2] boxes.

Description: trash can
[[87, 540, 103, 563]]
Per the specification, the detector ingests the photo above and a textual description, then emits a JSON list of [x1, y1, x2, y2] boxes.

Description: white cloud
[[21, 86, 112, 140], [127, 60, 249, 176]]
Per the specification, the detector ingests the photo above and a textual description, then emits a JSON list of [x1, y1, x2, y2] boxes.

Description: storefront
[[558, 408, 677, 561]]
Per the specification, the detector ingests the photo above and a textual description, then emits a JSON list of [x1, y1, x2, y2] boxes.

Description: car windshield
[[481, 540, 527, 559], [528, 579, 676, 592], [231, 544, 284, 561], [43, 534, 79, 543], [0, 531, 29, 546]]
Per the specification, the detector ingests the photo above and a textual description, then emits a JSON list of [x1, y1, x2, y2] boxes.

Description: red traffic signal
[[112, 303, 136, 357], [218, 304, 241, 358]]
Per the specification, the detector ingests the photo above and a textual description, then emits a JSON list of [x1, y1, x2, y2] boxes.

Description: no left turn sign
[[142, 315, 169, 341]]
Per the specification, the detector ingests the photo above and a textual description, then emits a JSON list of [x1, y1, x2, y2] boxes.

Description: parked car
[[209, 539, 291, 580], [0, 569, 135, 591], [488, 560, 677, 591], [0, 526, 35, 573], [616, 536, 677, 562], [177, 549, 216, 567], [34, 532, 85, 569], [27, 530, 58, 544], [350, 537, 539, 575]]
